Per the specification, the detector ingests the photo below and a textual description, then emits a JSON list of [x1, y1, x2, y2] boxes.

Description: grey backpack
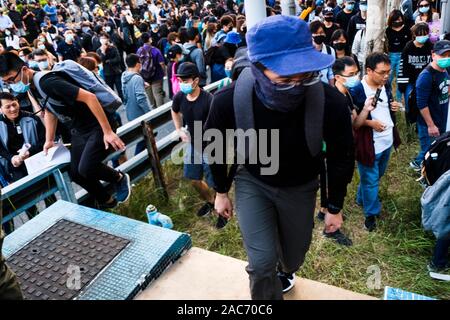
[[33, 60, 122, 123], [421, 169, 450, 240]]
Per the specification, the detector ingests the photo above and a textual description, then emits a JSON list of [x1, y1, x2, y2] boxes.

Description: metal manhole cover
[[6, 219, 130, 300]]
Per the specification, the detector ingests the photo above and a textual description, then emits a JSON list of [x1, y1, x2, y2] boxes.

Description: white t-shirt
[[362, 78, 394, 154]]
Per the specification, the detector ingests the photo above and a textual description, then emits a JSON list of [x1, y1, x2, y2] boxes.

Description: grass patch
[[116, 116, 449, 299]]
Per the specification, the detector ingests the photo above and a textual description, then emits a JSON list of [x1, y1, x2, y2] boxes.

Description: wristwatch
[[327, 204, 341, 215]]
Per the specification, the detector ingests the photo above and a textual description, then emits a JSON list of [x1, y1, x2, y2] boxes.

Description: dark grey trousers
[[234, 167, 318, 300]]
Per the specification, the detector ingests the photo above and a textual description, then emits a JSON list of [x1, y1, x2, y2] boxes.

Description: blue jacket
[[121, 71, 152, 121]]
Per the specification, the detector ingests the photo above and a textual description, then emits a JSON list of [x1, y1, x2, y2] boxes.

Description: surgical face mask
[[180, 82, 194, 94], [39, 37, 46, 42], [10, 70, 30, 94], [225, 69, 232, 78], [345, 3, 354, 11], [105, 26, 111, 32], [343, 75, 360, 88], [38, 60, 49, 71], [38, 44, 46, 50], [100, 38, 108, 45], [416, 35, 429, 44], [437, 57, 450, 69], [419, 6, 430, 14], [313, 35, 326, 45], [324, 16, 334, 22], [28, 61, 39, 69], [359, 5, 368, 12], [337, 0, 344, 5], [392, 21, 404, 28], [65, 34, 74, 42], [82, 27, 91, 33], [5, 30, 11, 36]]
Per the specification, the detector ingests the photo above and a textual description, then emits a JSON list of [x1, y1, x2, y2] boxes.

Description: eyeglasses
[[271, 72, 321, 90], [3, 69, 22, 84], [418, 4, 430, 7], [373, 69, 391, 76]]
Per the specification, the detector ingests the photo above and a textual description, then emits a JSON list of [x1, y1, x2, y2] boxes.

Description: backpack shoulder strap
[[33, 71, 65, 107], [233, 67, 255, 132], [233, 67, 255, 162], [304, 81, 325, 157]]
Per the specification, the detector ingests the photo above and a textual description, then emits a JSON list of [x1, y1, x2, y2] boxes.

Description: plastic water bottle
[[146, 204, 173, 229], [18, 143, 31, 158]]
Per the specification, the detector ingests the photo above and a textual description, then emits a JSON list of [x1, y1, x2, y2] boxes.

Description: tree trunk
[[365, 0, 388, 54]]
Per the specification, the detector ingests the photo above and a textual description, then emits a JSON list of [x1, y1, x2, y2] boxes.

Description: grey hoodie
[[121, 70, 152, 121]]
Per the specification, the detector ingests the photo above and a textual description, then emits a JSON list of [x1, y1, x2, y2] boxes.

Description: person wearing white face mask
[[4, 29, 20, 50], [56, 29, 84, 62], [347, 0, 367, 48], [32, 49, 54, 71], [336, 0, 357, 36], [333, 0, 345, 16]]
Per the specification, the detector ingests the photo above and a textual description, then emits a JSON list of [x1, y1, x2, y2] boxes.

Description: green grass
[[115, 116, 449, 300]]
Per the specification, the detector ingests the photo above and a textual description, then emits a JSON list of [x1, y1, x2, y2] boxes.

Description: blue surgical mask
[[337, 0, 344, 5], [180, 82, 194, 95], [419, 6, 430, 14], [344, 75, 360, 88], [10, 70, 30, 93], [416, 35, 429, 44], [360, 5, 368, 12], [345, 4, 354, 11], [225, 69, 232, 78], [38, 60, 49, 71], [28, 61, 39, 69]]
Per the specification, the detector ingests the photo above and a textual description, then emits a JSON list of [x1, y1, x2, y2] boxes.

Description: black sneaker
[[98, 198, 118, 210], [323, 229, 353, 246], [197, 202, 214, 217], [427, 263, 450, 281], [316, 210, 325, 221], [364, 216, 377, 232], [277, 271, 295, 293], [216, 215, 228, 229], [116, 172, 131, 203]]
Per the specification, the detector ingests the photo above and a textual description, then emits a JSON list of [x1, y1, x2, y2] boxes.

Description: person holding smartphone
[[349, 52, 401, 232]]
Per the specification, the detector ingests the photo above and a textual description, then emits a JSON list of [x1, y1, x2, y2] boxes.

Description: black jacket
[[97, 45, 122, 76], [204, 82, 355, 211]]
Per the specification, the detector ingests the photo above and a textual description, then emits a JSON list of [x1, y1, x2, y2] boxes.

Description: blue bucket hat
[[246, 15, 335, 76], [224, 31, 242, 45]]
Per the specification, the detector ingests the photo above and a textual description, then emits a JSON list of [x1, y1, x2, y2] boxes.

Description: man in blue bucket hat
[[205, 15, 355, 299]]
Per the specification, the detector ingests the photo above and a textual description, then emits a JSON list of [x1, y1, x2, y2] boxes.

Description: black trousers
[[104, 74, 123, 100], [70, 126, 121, 204]]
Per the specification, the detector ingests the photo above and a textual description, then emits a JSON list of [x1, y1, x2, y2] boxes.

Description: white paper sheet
[[24, 144, 71, 175]]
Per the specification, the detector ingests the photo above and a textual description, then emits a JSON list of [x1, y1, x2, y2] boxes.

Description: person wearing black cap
[[170, 62, 227, 229], [323, 6, 340, 46], [412, 40, 450, 169], [205, 16, 354, 299], [167, 44, 184, 99]]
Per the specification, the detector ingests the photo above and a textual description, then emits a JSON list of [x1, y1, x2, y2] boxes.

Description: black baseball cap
[[175, 62, 200, 79], [433, 40, 450, 55], [323, 7, 334, 15], [167, 45, 182, 60]]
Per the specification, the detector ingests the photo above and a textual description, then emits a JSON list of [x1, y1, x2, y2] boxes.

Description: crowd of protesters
[[0, 0, 449, 300]]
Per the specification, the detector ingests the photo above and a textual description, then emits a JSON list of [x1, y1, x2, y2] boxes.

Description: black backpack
[[182, 46, 198, 63], [423, 131, 450, 186], [407, 65, 436, 124]]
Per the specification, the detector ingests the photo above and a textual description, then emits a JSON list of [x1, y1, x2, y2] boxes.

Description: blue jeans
[[183, 144, 215, 188], [433, 238, 450, 268], [389, 52, 402, 101], [357, 147, 392, 217], [415, 121, 433, 163]]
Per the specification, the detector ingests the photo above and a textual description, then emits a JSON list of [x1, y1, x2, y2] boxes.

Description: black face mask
[[392, 21, 404, 28], [251, 64, 306, 113], [313, 35, 326, 45], [324, 16, 334, 22], [333, 42, 346, 51]]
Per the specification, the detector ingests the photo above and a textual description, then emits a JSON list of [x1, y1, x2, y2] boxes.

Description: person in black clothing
[[204, 16, 354, 299], [347, 0, 367, 48], [170, 62, 226, 228], [336, 0, 357, 32], [105, 22, 126, 70], [7, 3, 25, 37], [386, 10, 412, 102], [0, 52, 131, 210], [21, 6, 41, 43], [32, 2, 47, 27], [97, 32, 124, 99], [323, 6, 340, 46], [57, 29, 84, 62]]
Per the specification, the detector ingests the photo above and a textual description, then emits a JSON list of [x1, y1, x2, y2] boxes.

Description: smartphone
[[372, 88, 382, 108]]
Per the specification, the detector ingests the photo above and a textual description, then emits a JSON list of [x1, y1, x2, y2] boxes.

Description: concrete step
[[136, 247, 377, 300]]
